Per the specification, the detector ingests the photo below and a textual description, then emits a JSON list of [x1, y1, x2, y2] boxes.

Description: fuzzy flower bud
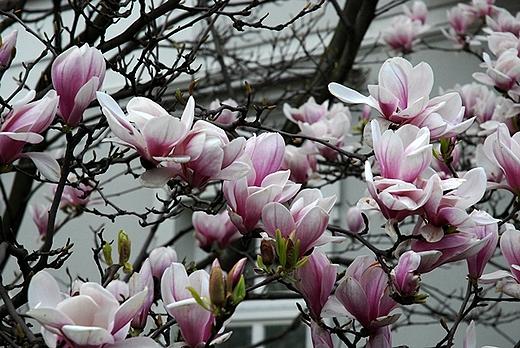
[[118, 230, 131, 266], [0, 29, 17, 69]]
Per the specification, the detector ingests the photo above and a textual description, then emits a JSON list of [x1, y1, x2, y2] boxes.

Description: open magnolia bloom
[[329, 57, 473, 140], [481, 224, 520, 298], [261, 188, 341, 257], [370, 120, 432, 183], [161, 263, 216, 348], [0, 89, 61, 181], [97, 92, 194, 167], [27, 271, 160, 348], [322, 255, 400, 340]]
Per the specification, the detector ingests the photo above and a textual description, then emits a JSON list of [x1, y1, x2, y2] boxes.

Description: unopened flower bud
[[285, 238, 295, 269], [209, 262, 226, 308], [226, 257, 247, 294], [346, 206, 365, 233], [103, 242, 113, 266], [0, 29, 17, 69], [118, 230, 131, 265], [261, 239, 274, 266]]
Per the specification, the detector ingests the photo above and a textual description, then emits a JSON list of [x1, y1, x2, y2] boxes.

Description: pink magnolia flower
[[411, 230, 489, 274], [329, 58, 472, 140], [346, 206, 364, 233], [486, 7, 520, 35], [161, 262, 214, 348], [483, 123, 520, 195], [52, 174, 94, 215], [129, 259, 154, 329], [27, 271, 159, 348], [391, 251, 421, 298], [481, 224, 520, 298], [297, 103, 351, 161], [464, 210, 499, 280], [243, 132, 285, 186], [262, 188, 339, 256], [147, 120, 250, 188], [364, 161, 440, 223], [402, 1, 428, 24], [148, 246, 177, 279], [97, 92, 194, 167], [0, 29, 17, 68], [52, 44, 106, 127], [283, 97, 329, 124], [380, 16, 428, 53], [487, 31, 520, 57], [223, 133, 300, 234], [1, 90, 58, 134], [454, 83, 499, 123], [464, 0, 495, 18], [326, 255, 400, 331], [0, 90, 60, 180], [281, 142, 318, 184], [371, 120, 431, 183], [419, 167, 487, 242], [192, 210, 241, 251], [293, 249, 338, 321], [30, 203, 52, 240], [447, 5, 478, 37], [473, 49, 520, 94]]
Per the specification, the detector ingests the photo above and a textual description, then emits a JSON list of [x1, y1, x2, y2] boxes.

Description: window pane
[[264, 322, 307, 348], [219, 326, 252, 348]]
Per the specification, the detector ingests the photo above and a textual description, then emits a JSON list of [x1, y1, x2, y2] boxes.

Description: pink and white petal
[[214, 161, 251, 181], [329, 83, 379, 109], [27, 307, 74, 334], [335, 277, 371, 327], [67, 77, 99, 126], [320, 296, 350, 318], [222, 138, 247, 167], [296, 207, 329, 252], [97, 92, 143, 150], [141, 116, 187, 156], [28, 271, 63, 309], [181, 96, 196, 129], [61, 325, 115, 347], [21, 152, 61, 182], [3, 131, 44, 143], [140, 167, 179, 188], [262, 202, 296, 238], [188, 270, 210, 296], [112, 288, 148, 334], [127, 96, 168, 118], [107, 337, 162, 348], [56, 295, 104, 328]]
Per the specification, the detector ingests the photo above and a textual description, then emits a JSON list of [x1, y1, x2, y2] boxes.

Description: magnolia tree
[[2, 0, 520, 347]]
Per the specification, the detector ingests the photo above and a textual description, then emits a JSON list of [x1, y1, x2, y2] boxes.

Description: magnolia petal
[[107, 337, 162, 348], [27, 307, 75, 333], [28, 271, 63, 309], [336, 277, 371, 327], [328, 83, 378, 109], [61, 325, 115, 347], [139, 167, 178, 188], [112, 288, 148, 334], [262, 202, 296, 238], [67, 77, 99, 126], [21, 152, 61, 182]]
